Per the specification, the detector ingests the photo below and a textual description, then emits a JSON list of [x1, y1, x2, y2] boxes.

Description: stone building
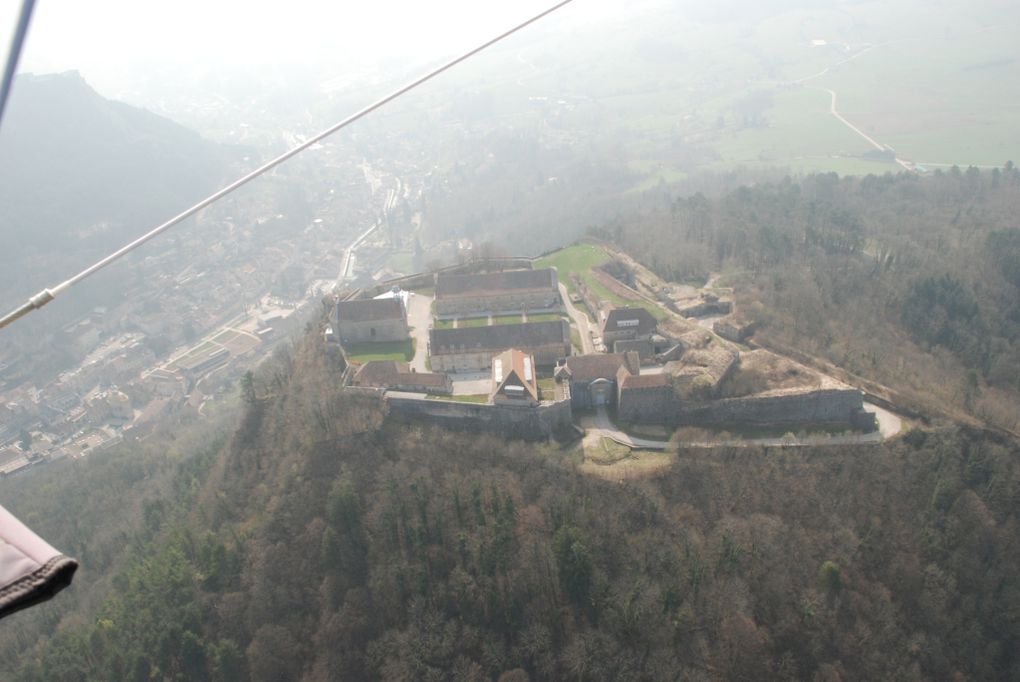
[[616, 373, 673, 421], [429, 320, 570, 372], [554, 352, 639, 409], [435, 268, 559, 315], [714, 316, 758, 343], [491, 349, 539, 406], [667, 346, 739, 400], [335, 298, 409, 344], [352, 361, 452, 395], [601, 307, 658, 347]]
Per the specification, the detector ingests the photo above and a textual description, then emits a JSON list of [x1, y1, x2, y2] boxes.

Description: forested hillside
[[0, 71, 226, 315], [4, 326, 1019, 681], [611, 167, 1020, 432]]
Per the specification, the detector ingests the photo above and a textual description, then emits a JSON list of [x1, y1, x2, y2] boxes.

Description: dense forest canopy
[[608, 167, 1020, 432], [2, 320, 1019, 681]]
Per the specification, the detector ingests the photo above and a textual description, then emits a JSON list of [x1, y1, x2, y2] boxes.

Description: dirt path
[[560, 282, 594, 354]]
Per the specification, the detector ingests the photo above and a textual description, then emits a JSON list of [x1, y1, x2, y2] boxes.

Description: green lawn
[[427, 393, 490, 403], [434, 319, 455, 329], [458, 317, 490, 328], [492, 315, 523, 325], [385, 251, 415, 275], [345, 339, 415, 363], [585, 437, 632, 464], [535, 244, 612, 295], [537, 377, 557, 400], [527, 313, 564, 323], [537, 244, 668, 321], [587, 273, 670, 322]]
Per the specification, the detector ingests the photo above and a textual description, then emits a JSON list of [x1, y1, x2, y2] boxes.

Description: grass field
[[491, 314, 523, 325], [709, 87, 884, 172], [345, 339, 415, 363], [537, 377, 557, 400], [535, 244, 612, 294], [458, 317, 490, 328], [385, 251, 416, 275], [818, 27, 1020, 166], [434, 319, 455, 329], [536, 244, 668, 321], [527, 313, 564, 323], [427, 393, 489, 403], [571, 328, 582, 351]]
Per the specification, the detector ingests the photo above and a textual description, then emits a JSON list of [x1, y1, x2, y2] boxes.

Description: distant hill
[[0, 71, 225, 279]]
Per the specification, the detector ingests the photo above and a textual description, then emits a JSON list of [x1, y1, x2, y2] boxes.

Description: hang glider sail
[[0, 504, 78, 620]]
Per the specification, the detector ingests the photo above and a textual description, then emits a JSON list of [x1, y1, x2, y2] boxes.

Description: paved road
[[584, 406, 671, 450], [559, 282, 594, 354], [336, 219, 381, 287], [406, 292, 433, 373], [825, 88, 885, 151], [823, 88, 914, 171], [865, 400, 903, 439]]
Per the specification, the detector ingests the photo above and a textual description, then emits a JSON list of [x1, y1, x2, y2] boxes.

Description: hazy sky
[[2, 0, 654, 93]]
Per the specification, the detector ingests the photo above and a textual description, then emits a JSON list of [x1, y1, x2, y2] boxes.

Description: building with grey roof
[[429, 320, 570, 372], [554, 352, 640, 409], [335, 298, 408, 344], [352, 361, 452, 395], [435, 268, 559, 315], [601, 307, 658, 346]]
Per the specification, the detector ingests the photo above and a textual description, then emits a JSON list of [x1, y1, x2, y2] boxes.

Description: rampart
[[678, 388, 867, 427], [386, 395, 573, 441], [621, 387, 869, 429]]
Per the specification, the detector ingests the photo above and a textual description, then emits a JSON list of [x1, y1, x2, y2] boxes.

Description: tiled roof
[[337, 298, 404, 323], [436, 268, 557, 298], [563, 353, 637, 382], [353, 361, 450, 389], [430, 320, 569, 355], [492, 349, 539, 402], [619, 373, 670, 390], [601, 307, 658, 335]]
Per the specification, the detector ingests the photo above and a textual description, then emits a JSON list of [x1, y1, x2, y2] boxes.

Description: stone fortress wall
[[619, 385, 874, 430], [386, 394, 574, 441]]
